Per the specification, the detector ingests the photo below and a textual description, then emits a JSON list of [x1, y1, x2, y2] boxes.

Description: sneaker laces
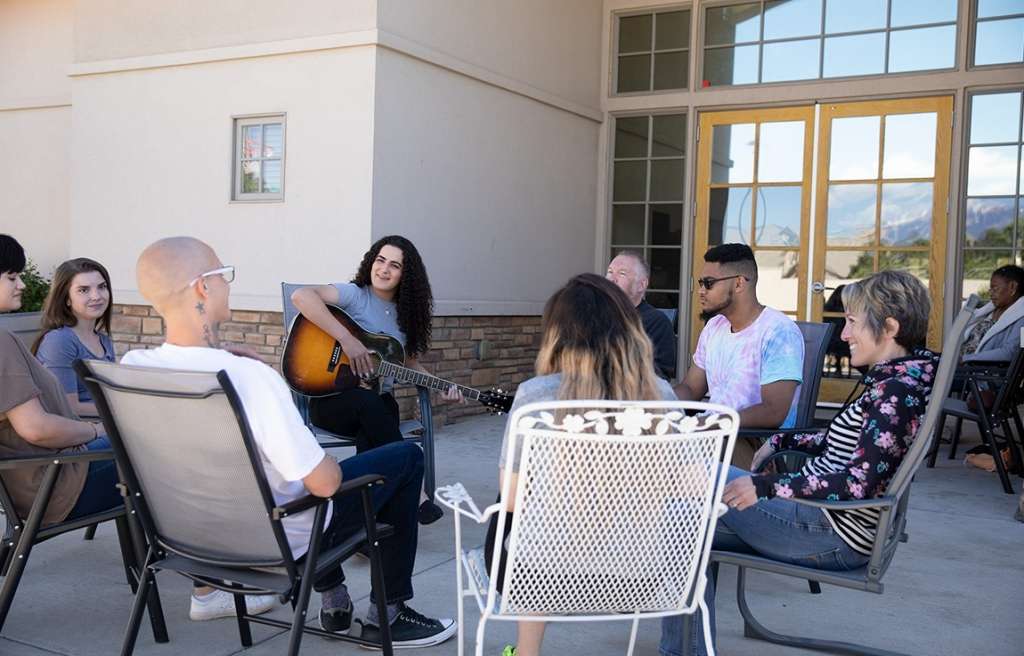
[[396, 603, 440, 628]]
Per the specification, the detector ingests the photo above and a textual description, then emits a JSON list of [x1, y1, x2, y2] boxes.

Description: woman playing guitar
[[291, 235, 461, 524]]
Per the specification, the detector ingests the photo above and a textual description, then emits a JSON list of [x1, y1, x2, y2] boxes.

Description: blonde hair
[[535, 273, 661, 401]]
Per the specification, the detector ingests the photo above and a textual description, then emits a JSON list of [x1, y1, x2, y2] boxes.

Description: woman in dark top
[[661, 270, 938, 656], [33, 258, 116, 417], [0, 235, 119, 524]]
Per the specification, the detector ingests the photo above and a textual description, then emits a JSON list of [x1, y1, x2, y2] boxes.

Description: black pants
[[310, 387, 403, 452]]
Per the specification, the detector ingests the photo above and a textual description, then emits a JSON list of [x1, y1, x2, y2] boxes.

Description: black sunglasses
[[696, 275, 747, 290]]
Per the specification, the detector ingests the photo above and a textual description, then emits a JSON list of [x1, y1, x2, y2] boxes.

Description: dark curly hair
[[352, 235, 433, 357]]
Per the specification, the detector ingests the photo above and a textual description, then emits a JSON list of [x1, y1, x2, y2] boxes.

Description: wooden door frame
[[692, 105, 815, 353], [812, 96, 953, 401]]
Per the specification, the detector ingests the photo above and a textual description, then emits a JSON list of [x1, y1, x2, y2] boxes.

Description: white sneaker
[[189, 589, 279, 621]]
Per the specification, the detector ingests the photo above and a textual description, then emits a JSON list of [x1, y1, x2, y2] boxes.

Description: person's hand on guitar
[[340, 334, 375, 378], [442, 384, 464, 404]]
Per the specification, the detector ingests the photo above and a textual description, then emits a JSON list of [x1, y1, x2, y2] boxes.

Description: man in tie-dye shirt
[[674, 243, 804, 429]]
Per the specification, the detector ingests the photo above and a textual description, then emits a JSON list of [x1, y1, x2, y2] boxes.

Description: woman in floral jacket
[[662, 270, 938, 656]]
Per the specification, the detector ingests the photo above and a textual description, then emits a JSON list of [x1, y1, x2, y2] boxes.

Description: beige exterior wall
[[377, 0, 603, 111], [73, 0, 377, 62], [0, 0, 73, 275], [70, 47, 378, 310], [370, 47, 601, 315]]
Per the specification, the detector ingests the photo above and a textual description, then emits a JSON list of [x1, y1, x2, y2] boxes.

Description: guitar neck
[[377, 361, 482, 400]]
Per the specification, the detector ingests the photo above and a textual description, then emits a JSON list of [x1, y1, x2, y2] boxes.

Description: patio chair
[[925, 336, 1024, 494], [709, 294, 979, 656], [75, 359, 395, 656], [435, 399, 740, 656], [736, 320, 834, 443], [280, 282, 438, 498], [0, 446, 168, 642]]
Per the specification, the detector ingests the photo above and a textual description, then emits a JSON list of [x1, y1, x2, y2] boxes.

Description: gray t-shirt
[[35, 326, 115, 403], [333, 283, 406, 393], [498, 373, 678, 472]]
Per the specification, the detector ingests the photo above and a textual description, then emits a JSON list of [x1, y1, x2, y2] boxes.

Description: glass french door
[[694, 97, 952, 402], [692, 106, 815, 347]]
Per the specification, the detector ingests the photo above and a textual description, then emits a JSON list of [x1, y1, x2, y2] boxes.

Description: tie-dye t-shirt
[[693, 307, 804, 428]]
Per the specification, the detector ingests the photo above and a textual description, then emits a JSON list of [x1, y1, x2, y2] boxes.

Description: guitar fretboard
[[377, 360, 482, 400]]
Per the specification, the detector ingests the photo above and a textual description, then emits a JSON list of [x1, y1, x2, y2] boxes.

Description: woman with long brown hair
[[487, 273, 676, 656], [0, 236, 120, 526], [33, 258, 115, 417]]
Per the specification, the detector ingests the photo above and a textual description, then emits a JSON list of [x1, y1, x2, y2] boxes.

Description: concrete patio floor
[[1, 413, 1021, 655]]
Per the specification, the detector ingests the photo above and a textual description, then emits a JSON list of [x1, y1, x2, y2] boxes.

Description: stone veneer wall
[[109, 304, 541, 425]]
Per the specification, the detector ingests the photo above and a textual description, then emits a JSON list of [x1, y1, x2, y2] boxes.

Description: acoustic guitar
[[281, 304, 514, 414]]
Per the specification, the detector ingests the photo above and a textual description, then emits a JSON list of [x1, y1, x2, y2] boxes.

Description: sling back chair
[[0, 445, 168, 642], [436, 400, 740, 656], [708, 294, 979, 656], [925, 334, 1024, 494], [736, 320, 834, 444], [280, 282, 438, 499], [76, 359, 395, 656]]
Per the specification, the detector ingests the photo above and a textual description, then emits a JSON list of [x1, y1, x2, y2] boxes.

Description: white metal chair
[[436, 400, 739, 656]]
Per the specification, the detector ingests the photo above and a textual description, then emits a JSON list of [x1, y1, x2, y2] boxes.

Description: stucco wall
[[73, 0, 377, 63], [69, 47, 378, 309], [0, 0, 73, 275], [377, 0, 603, 111], [370, 48, 601, 315]]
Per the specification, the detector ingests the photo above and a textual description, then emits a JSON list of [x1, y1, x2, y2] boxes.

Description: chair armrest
[[434, 483, 501, 523], [753, 448, 811, 474], [791, 495, 897, 511], [272, 474, 385, 519], [0, 448, 115, 471]]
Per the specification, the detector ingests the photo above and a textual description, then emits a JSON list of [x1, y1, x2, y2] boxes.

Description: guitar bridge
[[327, 342, 341, 373]]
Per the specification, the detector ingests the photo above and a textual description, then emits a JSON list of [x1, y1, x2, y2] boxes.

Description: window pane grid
[[234, 117, 285, 200], [701, 0, 956, 87], [962, 90, 1024, 298], [616, 8, 691, 93], [610, 114, 687, 307]]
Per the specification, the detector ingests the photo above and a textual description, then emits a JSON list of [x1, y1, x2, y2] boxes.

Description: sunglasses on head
[[696, 274, 747, 290]]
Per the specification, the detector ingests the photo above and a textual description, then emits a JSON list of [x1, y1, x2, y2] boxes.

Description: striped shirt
[[752, 350, 939, 556]]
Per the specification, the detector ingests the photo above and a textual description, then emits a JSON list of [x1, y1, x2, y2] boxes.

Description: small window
[[233, 115, 285, 201], [973, 0, 1024, 67], [615, 8, 692, 94]]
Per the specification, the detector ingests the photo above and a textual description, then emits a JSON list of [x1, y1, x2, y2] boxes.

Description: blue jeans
[[659, 466, 869, 656], [313, 440, 424, 604], [66, 436, 123, 520]]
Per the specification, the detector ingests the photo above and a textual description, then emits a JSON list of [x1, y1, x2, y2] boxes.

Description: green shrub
[[17, 260, 51, 313]]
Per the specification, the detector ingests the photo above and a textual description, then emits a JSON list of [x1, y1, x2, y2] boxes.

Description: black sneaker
[[355, 603, 457, 649], [319, 599, 353, 634], [418, 499, 444, 525]]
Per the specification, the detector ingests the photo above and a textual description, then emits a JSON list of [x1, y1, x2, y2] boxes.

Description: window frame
[[609, 110, 689, 309], [968, 0, 1024, 69], [231, 113, 287, 203], [612, 5, 694, 96], [958, 86, 1024, 300], [696, 0, 962, 90]]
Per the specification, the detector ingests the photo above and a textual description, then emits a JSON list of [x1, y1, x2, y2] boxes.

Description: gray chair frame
[[709, 295, 979, 656], [77, 359, 394, 656], [0, 449, 168, 642], [736, 320, 834, 443], [281, 282, 437, 498], [925, 345, 1024, 494]]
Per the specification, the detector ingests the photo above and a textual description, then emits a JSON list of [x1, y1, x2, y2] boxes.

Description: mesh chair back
[[494, 401, 738, 617], [80, 360, 288, 565], [793, 321, 834, 428], [867, 295, 978, 575]]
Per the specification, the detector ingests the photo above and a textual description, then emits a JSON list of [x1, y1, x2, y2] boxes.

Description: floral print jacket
[[751, 349, 939, 501]]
